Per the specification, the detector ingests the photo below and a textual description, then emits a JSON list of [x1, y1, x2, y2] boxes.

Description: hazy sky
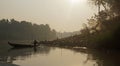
[[0, 0, 97, 32]]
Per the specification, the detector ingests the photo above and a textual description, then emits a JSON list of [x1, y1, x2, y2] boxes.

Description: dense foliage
[[52, 0, 120, 49], [0, 19, 57, 40], [85, 0, 120, 48]]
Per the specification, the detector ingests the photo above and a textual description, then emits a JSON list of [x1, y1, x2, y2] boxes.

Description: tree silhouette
[[0, 19, 57, 40]]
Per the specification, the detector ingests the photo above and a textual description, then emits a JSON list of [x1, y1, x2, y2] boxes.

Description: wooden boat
[[8, 42, 39, 47]]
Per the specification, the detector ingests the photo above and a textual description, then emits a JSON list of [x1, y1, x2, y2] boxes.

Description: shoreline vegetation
[[39, 0, 120, 50], [39, 15, 120, 50], [1, 14, 120, 50]]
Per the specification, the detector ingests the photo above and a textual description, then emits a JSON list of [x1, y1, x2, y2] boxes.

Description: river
[[0, 41, 120, 66]]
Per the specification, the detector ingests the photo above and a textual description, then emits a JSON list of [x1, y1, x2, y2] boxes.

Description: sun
[[69, 0, 86, 4], [70, 0, 80, 4]]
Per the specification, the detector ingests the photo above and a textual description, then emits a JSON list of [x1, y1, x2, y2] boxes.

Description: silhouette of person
[[33, 40, 38, 47]]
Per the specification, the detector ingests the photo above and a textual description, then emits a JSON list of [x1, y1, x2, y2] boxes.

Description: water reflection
[[70, 47, 120, 66], [87, 50, 120, 66], [0, 46, 51, 66], [0, 41, 120, 66]]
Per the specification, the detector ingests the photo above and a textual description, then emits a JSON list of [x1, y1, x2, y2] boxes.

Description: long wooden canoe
[[8, 42, 39, 47]]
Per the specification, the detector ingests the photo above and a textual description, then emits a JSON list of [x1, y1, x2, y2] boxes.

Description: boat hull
[[8, 42, 37, 47]]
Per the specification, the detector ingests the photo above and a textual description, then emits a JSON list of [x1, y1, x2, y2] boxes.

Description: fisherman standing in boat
[[33, 40, 38, 47]]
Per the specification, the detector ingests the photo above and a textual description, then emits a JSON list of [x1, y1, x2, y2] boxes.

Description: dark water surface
[[0, 41, 120, 66]]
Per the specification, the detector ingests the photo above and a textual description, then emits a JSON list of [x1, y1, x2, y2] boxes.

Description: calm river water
[[0, 41, 120, 66]]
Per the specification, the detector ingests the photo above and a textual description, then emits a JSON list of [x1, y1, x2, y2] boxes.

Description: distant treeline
[[56, 31, 81, 39], [0, 19, 57, 40]]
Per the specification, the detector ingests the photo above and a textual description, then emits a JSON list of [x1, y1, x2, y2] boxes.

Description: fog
[[0, 0, 97, 32]]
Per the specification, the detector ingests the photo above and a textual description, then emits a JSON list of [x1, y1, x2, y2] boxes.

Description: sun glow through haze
[[70, 0, 80, 4], [69, 0, 86, 4], [0, 0, 97, 32]]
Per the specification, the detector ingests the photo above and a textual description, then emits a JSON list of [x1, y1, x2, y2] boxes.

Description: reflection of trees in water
[[71, 48, 120, 66], [88, 50, 120, 66], [0, 62, 19, 66], [0, 46, 51, 65]]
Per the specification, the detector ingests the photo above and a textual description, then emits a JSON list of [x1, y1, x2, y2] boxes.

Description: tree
[[88, 0, 120, 16], [0, 19, 57, 40]]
